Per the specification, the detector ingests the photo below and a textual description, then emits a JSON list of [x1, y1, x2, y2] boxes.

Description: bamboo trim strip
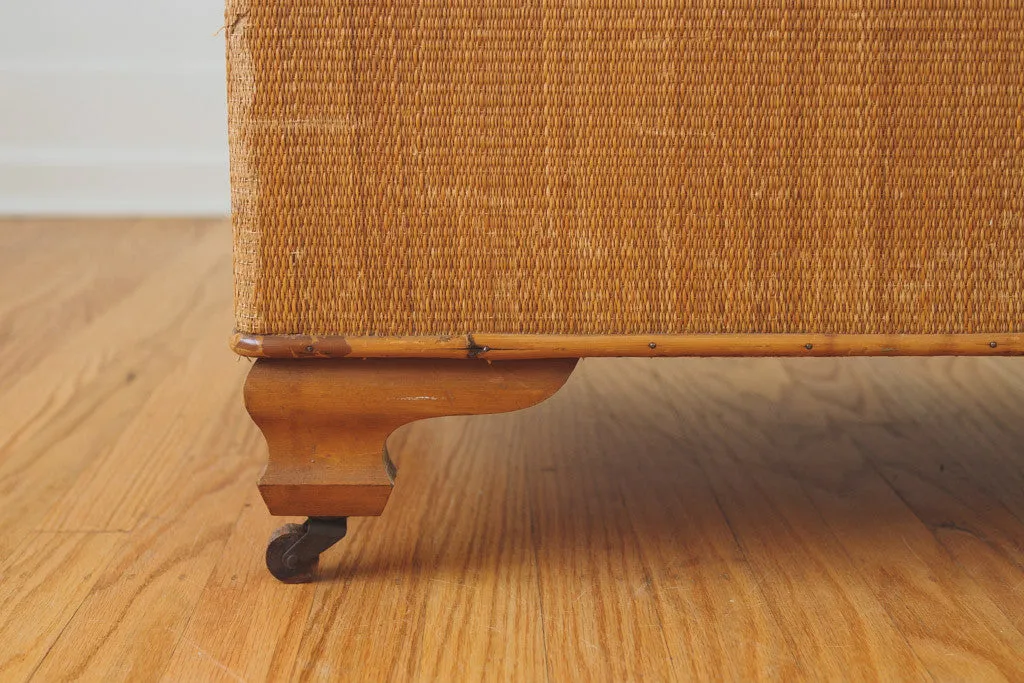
[[231, 332, 1024, 360]]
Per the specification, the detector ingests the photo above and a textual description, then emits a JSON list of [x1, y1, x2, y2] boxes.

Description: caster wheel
[[265, 517, 348, 584], [266, 523, 318, 583]]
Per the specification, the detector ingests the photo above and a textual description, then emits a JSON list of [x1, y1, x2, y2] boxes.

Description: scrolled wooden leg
[[244, 357, 577, 577]]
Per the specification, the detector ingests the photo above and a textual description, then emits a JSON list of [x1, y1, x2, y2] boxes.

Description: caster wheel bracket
[[281, 516, 348, 570]]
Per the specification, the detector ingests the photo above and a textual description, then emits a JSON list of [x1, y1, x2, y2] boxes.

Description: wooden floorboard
[[1, 218, 1023, 681]]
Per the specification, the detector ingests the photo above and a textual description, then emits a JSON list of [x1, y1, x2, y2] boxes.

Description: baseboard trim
[[0, 157, 228, 215]]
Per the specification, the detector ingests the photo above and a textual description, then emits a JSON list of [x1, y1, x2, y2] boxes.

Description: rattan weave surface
[[228, 1, 1024, 337]]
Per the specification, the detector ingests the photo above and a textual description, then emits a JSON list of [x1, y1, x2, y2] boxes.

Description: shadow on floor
[[326, 357, 1024, 581]]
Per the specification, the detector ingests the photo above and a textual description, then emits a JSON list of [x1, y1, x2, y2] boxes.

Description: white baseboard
[[0, 155, 229, 215], [1, 60, 230, 216]]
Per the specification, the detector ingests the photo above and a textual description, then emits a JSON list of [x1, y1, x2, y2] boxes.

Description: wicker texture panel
[[227, 1, 1024, 337]]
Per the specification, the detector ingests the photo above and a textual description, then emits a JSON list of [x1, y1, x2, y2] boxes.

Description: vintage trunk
[[224, 0, 1024, 581]]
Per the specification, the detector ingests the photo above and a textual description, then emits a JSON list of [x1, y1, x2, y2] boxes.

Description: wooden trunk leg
[[246, 357, 576, 581], [244, 358, 578, 518]]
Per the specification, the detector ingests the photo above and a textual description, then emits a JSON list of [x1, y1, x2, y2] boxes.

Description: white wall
[[0, 1, 229, 215]]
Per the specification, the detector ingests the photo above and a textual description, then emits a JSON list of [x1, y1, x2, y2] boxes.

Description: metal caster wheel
[[265, 517, 348, 583]]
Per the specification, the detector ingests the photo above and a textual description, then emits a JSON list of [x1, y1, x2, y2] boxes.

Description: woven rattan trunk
[[226, 2, 1023, 581]]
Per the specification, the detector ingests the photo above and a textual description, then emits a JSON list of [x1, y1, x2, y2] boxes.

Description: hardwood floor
[[1, 218, 1023, 681]]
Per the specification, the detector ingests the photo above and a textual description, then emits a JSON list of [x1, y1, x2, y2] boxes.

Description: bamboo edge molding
[[232, 332, 1024, 360]]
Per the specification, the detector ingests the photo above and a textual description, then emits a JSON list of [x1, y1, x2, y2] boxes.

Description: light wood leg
[[244, 358, 578, 517]]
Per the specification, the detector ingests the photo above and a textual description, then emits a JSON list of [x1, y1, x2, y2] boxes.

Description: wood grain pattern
[[245, 358, 577, 516], [2, 218, 1024, 681], [232, 332, 1024, 360]]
